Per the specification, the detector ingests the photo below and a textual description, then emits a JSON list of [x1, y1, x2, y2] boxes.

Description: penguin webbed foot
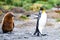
[[33, 31, 41, 36], [41, 34, 47, 36], [37, 32, 39, 36], [33, 31, 37, 35]]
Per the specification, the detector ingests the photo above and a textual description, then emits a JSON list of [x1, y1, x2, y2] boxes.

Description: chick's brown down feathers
[[2, 12, 14, 33]]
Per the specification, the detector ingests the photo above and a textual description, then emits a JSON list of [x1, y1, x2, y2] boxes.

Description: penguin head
[[6, 12, 15, 18], [39, 7, 45, 14]]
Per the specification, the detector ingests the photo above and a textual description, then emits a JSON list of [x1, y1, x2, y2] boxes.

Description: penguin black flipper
[[33, 12, 41, 36]]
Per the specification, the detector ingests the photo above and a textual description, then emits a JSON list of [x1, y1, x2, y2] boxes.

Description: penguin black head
[[40, 7, 44, 10], [40, 7, 45, 10], [39, 7, 45, 14]]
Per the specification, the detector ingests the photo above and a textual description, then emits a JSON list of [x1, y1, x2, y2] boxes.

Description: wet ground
[[0, 14, 60, 40]]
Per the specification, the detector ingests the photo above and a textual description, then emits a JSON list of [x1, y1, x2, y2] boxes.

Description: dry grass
[[55, 10, 60, 13], [47, 10, 60, 19]]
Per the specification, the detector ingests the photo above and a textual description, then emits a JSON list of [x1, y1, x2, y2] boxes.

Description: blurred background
[[0, 0, 60, 21], [0, 0, 60, 11]]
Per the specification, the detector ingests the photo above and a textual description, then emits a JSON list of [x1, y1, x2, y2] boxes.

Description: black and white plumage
[[34, 7, 47, 36]]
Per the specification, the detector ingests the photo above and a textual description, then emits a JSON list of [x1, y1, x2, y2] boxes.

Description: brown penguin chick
[[2, 12, 15, 33]]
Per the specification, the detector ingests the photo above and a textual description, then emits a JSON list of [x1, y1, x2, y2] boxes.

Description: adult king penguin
[[34, 7, 47, 36]]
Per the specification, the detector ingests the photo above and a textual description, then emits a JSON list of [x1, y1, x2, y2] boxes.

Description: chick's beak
[[12, 14, 15, 17]]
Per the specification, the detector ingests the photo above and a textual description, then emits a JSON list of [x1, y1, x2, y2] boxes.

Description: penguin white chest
[[39, 13, 47, 26], [38, 13, 47, 34]]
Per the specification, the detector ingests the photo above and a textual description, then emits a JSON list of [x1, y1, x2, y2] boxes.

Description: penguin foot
[[33, 31, 42, 36], [37, 32, 39, 36], [41, 34, 47, 36], [33, 31, 37, 35], [33, 33, 36, 35], [37, 34, 39, 36], [34, 32, 41, 36]]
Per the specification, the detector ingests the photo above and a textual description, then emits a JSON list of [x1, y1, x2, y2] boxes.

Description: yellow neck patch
[[42, 10, 45, 14]]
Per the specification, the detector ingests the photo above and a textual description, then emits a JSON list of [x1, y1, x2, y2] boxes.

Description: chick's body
[[2, 12, 14, 33]]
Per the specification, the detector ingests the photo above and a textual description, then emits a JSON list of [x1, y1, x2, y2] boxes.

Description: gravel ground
[[0, 14, 60, 40]]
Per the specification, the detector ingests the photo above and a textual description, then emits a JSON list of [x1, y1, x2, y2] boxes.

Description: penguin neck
[[42, 10, 45, 14], [39, 11, 45, 15]]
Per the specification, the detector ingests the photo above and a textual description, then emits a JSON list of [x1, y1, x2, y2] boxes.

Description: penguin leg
[[37, 32, 39, 36], [34, 29, 42, 36], [37, 30, 42, 36], [33, 30, 37, 35], [38, 27, 47, 36], [33, 27, 38, 35]]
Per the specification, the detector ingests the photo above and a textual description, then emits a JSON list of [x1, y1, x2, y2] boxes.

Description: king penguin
[[33, 7, 47, 36]]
